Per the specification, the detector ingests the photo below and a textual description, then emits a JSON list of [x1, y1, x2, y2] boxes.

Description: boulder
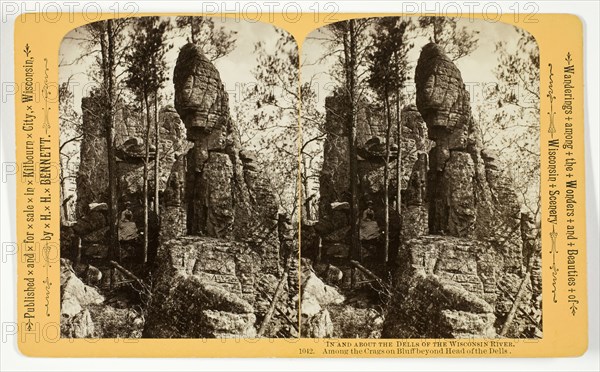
[[382, 273, 496, 339], [302, 272, 345, 306], [305, 309, 334, 338], [143, 236, 287, 338], [201, 310, 257, 338], [299, 263, 344, 338], [60, 259, 104, 318], [61, 309, 95, 338], [440, 310, 496, 339]]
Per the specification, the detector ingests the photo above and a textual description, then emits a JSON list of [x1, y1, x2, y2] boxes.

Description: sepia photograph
[[58, 16, 301, 339], [4, 0, 596, 366], [298, 16, 542, 340]]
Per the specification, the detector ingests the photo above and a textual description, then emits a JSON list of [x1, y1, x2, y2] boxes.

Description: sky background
[[60, 16, 527, 125], [301, 16, 524, 113], [59, 16, 283, 115]]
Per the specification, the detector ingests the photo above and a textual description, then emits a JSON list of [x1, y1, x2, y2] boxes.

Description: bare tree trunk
[[395, 87, 402, 253], [59, 156, 68, 223], [154, 93, 160, 216], [383, 91, 392, 264], [104, 19, 120, 263], [346, 19, 361, 267], [190, 21, 196, 44], [142, 94, 151, 265], [302, 156, 312, 220], [344, 20, 364, 289], [62, 195, 73, 223], [433, 21, 442, 44]]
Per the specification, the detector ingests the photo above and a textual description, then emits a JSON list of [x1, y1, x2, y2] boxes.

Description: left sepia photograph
[[58, 16, 301, 339]]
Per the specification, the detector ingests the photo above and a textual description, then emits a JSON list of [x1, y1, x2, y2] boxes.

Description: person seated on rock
[[118, 203, 138, 242], [359, 201, 382, 261], [117, 202, 141, 262], [360, 201, 380, 242], [128, 198, 160, 266]]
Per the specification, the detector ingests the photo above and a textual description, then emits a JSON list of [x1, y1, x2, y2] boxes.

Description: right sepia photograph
[[299, 16, 541, 339]]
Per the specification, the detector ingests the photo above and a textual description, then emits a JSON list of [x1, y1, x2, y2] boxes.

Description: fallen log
[[257, 286, 298, 332], [499, 266, 533, 337], [349, 260, 388, 289], [497, 282, 541, 331], [109, 260, 150, 293], [257, 272, 288, 337]]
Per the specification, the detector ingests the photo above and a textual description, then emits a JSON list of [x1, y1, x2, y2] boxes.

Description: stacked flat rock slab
[[144, 44, 284, 338], [117, 106, 191, 200]]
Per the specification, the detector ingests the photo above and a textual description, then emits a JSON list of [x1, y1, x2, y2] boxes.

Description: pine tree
[[84, 19, 130, 262], [175, 16, 237, 61], [326, 19, 372, 273], [368, 17, 411, 265], [125, 17, 171, 265], [418, 16, 479, 61]]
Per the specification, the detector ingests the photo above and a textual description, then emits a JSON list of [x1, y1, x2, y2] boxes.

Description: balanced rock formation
[[172, 43, 280, 251], [144, 44, 290, 338], [382, 43, 536, 338], [415, 43, 523, 272]]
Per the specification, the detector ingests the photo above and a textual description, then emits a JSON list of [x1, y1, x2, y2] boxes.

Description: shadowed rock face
[[316, 97, 433, 250], [75, 96, 189, 256]]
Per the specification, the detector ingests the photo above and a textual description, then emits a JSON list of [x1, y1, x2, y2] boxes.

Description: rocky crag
[[68, 44, 296, 339], [311, 43, 541, 339], [143, 44, 295, 338]]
